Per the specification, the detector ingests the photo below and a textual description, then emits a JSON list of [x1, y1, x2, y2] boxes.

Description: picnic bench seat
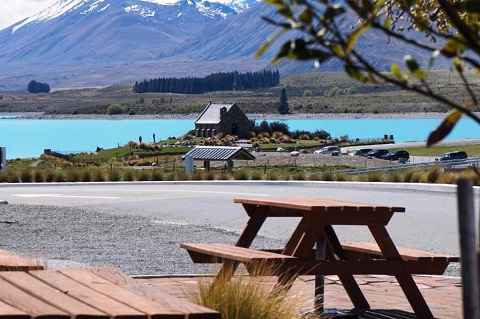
[[341, 241, 460, 262], [0, 249, 43, 271]]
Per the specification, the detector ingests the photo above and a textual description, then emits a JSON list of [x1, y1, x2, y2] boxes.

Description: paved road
[[0, 181, 476, 256]]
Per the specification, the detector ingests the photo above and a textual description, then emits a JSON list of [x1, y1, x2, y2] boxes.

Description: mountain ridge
[[0, 0, 449, 91]]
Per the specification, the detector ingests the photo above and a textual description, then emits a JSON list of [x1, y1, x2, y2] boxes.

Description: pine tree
[[278, 88, 290, 114]]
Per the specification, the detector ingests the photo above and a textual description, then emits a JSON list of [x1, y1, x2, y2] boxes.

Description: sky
[[0, 0, 57, 30]]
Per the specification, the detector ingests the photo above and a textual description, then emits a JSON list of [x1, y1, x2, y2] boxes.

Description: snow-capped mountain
[[0, 0, 449, 91]]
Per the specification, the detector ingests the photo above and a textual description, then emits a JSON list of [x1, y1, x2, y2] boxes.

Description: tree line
[[133, 70, 280, 94]]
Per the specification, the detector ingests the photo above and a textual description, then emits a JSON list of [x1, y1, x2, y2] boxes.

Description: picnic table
[[182, 197, 459, 319], [0, 266, 220, 319]]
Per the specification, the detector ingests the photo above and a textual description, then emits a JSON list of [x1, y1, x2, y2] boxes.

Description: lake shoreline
[[5, 111, 475, 120]]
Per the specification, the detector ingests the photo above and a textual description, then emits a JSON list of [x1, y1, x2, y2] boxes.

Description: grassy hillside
[[0, 71, 478, 115]]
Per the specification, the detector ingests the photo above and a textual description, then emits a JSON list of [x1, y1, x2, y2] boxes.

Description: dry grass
[[190, 264, 313, 319]]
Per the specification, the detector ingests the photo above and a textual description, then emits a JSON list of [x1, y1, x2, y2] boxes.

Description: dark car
[[366, 149, 389, 159], [435, 151, 468, 162], [381, 150, 410, 161], [348, 148, 372, 156]]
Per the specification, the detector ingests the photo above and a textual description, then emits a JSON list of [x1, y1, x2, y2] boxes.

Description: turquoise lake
[[0, 116, 478, 159]]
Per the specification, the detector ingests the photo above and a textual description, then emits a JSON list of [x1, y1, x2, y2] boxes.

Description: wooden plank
[[90, 267, 221, 319], [0, 249, 43, 271], [234, 197, 405, 214], [30, 270, 146, 319], [181, 243, 296, 263], [59, 268, 185, 319], [0, 276, 69, 319], [0, 271, 107, 319], [235, 206, 267, 247], [0, 299, 30, 319], [341, 241, 460, 262]]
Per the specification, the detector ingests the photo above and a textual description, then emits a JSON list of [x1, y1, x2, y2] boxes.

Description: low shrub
[[33, 170, 44, 183], [151, 169, 164, 181], [136, 170, 151, 181], [123, 170, 135, 181], [251, 171, 263, 180], [107, 169, 122, 182], [20, 169, 33, 183], [426, 166, 442, 183], [233, 169, 250, 180]]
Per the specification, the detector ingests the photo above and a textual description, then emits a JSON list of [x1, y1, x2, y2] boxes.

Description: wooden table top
[[234, 197, 405, 213], [0, 267, 220, 319], [234, 197, 405, 225]]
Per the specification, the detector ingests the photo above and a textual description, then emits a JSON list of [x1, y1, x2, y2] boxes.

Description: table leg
[[214, 206, 267, 285], [315, 233, 326, 313], [236, 205, 267, 247], [324, 225, 370, 309], [369, 225, 435, 319]]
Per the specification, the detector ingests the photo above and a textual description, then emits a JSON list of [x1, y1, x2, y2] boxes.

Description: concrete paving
[[136, 274, 462, 319]]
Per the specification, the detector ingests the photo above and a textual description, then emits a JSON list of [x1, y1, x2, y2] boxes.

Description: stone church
[[194, 102, 252, 139]]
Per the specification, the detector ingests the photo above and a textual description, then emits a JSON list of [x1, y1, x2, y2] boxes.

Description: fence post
[[457, 178, 480, 319]]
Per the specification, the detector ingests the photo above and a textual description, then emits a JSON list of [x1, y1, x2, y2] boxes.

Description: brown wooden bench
[[181, 243, 298, 276], [341, 241, 459, 274], [0, 249, 43, 271]]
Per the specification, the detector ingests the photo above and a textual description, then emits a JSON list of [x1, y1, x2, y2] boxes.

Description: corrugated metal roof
[[195, 103, 234, 124], [184, 146, 255, 161]]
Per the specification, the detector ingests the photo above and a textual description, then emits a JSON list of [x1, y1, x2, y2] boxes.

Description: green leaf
[[255, 30, 285, 59], [442, 36, 468, 56], [404, 55, 426, 81], [391, 64, 403, 81], [427, 109, 462, 146], [347, 24, 370, 52], [345, 64, 370, 83], [263, 0, 287, 10]]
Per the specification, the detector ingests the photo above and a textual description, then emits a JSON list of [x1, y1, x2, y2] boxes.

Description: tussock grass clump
[[308, 173, 322, 181], [266, 172, 278, 180], [107, 169, 122, 182], [437, 172, 457, 184], [5, 170, 19, 183], [233, 169, 250, 180], [386, 171, 403, 183], [33, 170, 45, 183], [92, 169, 105, 182], [321, 170, 334, 181], [123, 169, 134, 181], [425, 166, 442, 183], [403, 168, 422, 183], [136, 170, 151, 181], [45, 169, 56, 182], [20, 169, 33, 183], [53, 171, 66, 182], [65, 169, 81, 182], [192, 269, 305, 319], [81, 169, 92, 182], [292, 171, 306, 180], [151, 169, 164, 181], [366, 172, 384, 182], [191, 171, 205, 180], [334, 173, 350, 181], [251, 171, 263, 180]]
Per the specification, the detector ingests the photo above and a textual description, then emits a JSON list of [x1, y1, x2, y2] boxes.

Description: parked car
[[435, 151, 468, 162], [366, 149, 389, 159], [290, 151, 300, 157], [381, 150, 410, 161], [314, 146, 341, 155], [348, 148, 372, 156]]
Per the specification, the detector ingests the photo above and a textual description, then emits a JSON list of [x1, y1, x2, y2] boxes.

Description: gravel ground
[[0, 204, 460, 277]]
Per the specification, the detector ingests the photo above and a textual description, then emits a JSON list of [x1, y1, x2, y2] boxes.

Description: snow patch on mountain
[[12, 0, 86, 33]]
